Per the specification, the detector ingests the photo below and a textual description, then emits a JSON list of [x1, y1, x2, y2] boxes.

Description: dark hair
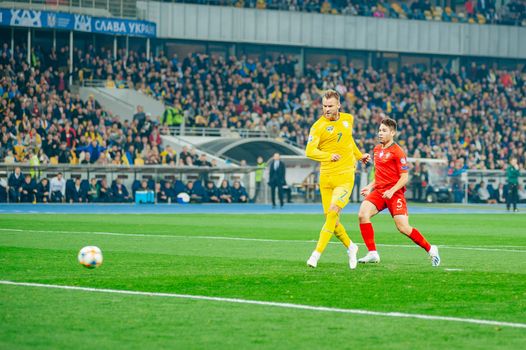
[[323, 89, 340, 101], [381, 118, 397, 131]]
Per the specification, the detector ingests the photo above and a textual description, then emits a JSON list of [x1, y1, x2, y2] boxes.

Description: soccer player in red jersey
[[357, 118, 440, 266]]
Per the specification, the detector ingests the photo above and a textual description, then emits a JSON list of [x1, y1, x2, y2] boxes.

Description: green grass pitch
[[1, 213, 525, 349]]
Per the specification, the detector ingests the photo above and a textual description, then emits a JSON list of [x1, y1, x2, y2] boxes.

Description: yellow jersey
[[305, 112, 362, 176]]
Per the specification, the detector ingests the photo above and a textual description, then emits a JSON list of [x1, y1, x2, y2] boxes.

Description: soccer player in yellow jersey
[[305, 90, 370, 269]]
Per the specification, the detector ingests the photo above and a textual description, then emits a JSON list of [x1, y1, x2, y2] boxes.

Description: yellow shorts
[[319, 173, 355, 213]]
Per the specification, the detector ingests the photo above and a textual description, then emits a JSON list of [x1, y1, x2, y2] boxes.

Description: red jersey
[[373, 143, 408, 193]]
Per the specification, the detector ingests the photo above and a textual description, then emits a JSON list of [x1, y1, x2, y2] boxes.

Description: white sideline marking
[[444, 268, 464, 272], [1, 228, 526, 253], [1, 280, 525, 329]]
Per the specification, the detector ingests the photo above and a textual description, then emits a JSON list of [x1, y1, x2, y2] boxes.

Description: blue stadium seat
[[147, 179, 155, 190], [132, 180, 141, 194], [174, 180, 186, 195], [80, 179, 89, 193], [65, 179, 75, 202]]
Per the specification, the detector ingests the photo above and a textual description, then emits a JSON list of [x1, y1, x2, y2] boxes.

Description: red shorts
[[365, 189, 408, 217]]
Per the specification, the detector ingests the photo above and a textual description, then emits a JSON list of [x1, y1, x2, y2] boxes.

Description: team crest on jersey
[[326, 126, 334, 133], [385, 153, 391, 159], [379, 151, 384, 158], [343, 121, 349, 128]]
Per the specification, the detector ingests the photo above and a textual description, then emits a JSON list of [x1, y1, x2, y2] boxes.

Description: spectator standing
[[268, 153, 286, 208], [252, 156, 266, 203], [506, 158, 520, 212]]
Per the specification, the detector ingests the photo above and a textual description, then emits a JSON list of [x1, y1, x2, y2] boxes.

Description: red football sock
[[408, 228, 431, 252], [359, 223, 376, 251]]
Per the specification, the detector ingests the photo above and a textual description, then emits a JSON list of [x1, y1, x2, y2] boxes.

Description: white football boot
[[358, 251, 380, 264], [348, 243, 359, 269], [307, 251, 321, 268], [429, 245, 441, 267]]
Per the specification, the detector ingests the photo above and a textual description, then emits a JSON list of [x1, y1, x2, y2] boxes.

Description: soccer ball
[[78, 246, 103, 268]]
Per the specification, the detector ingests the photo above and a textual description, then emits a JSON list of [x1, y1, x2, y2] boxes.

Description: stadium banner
[[0, 8, 156, 37]]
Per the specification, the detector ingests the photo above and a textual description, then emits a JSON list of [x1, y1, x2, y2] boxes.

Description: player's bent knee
[[358, 210, 370, 223], [396, 223, 412, 235], [326, 209, 339, 220], [328, 203, 341, 213]]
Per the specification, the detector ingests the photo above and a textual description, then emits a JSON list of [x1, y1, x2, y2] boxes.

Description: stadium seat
[[147, 179, 156, 190], [80, 179, 90, 193], [132, 180, 141, 194], [193, 180, 204, 193], [65, 179, 75, 202], [174, 180, 186, 195]]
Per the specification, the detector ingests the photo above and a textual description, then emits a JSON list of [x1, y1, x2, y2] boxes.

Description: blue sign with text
[[0, 8, 156, 38]]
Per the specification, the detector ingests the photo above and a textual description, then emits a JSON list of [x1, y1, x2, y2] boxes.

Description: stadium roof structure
[[199, 138, 303, 165]]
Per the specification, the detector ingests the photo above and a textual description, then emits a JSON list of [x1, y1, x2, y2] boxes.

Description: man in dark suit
[[268, 153, 286, 208], [69, 178, 87, 203], [8, 167, 24, 203]]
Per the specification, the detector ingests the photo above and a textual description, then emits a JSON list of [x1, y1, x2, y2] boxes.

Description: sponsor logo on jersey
[[343, 121, 349, 128]]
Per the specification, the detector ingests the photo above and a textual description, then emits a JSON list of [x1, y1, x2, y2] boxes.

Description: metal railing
[[80, 79, 107, 88], [5, 0, 137, 18], [168, 126, 269, 138], [167, 126, 304, 151]]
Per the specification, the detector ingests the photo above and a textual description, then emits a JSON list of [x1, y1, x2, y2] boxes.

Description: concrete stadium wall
[[80, 88, 165, 121], [138, 1, 526, 59]]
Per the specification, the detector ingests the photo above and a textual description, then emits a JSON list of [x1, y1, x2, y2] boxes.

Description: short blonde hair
[[323, 89, 340, 101]]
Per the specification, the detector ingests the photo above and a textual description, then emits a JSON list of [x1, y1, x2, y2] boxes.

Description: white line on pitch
[[0, 280, 524, 329], [1, 228, 525, 253]]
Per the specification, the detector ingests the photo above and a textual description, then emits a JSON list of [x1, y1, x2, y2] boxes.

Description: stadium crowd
[[78, 47, 525, 171], [0, 42, 222, 168], [1, 41, 525, 174], [169, 0, 526, 26]]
